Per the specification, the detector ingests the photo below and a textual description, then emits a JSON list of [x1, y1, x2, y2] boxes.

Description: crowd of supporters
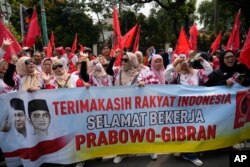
[[0, 38, 250, 167]]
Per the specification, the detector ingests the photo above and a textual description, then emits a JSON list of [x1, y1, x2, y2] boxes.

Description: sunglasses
[[24, 59, 35, 65], [52, 64, 63, 70], [122, 58, 129, 62], [224, 55, 235, 60]]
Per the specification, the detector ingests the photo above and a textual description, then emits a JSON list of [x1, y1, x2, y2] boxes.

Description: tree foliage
[[9, 0, 100, 49]]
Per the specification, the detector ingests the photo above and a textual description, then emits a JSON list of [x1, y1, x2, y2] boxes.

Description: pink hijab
[[151, 54, 165, 84]]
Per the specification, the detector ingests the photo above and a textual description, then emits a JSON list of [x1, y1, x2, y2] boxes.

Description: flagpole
[[40, 0, 48, 46], [19, 4, 24, 42]]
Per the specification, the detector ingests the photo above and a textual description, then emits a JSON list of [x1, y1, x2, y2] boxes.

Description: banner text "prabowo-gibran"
[[75, 125, 216, 149]]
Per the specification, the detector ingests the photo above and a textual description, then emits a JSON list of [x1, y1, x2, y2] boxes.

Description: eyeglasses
[[224, 55, 235, 60], [33, 54, 41, 57], [52, 63, 63, 70], [24, 59, 35, 65], [122, 58, 129, 62]]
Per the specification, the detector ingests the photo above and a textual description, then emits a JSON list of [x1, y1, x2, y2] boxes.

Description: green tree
[[9, 0, 100, 49]]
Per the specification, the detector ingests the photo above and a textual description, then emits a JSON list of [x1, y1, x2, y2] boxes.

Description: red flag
[[112, 7, 123, 66], [174, 27, 191, 55], [239, 28, 250, 69], [71, 34, 77, 53], [225, 9, 241, 51], [122, 24, 138, 49], [133, 25, 141, 52], [46, 41, 53, 57], [189, 23, 198, 51], [79, 44, 85, 52], [0, 22, 22, 62], [210, 32, 222, 54], [112, 7, 122, 50], [24, 7, 41, 47], [50, 31, 55, 48]]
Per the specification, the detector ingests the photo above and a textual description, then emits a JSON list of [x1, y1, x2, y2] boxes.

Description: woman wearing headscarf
[[136, 54, 166, 161], [106, 49, 140, 86], [96, 55, 109, 70], [164, 53, 213, 85], [163, 53, 213, 166], [204, 50, 250, 87], [134, 51, 150, 81], [106, 49, 157, 163], [138, 54, 166, 85], [44, 60, 87, 89], [84, 59, 113, 86], [4, 55, 45, 92]]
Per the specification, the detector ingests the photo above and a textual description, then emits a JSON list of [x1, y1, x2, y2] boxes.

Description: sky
[[89, 0, 205, 28], [137, 0, 204, 29]]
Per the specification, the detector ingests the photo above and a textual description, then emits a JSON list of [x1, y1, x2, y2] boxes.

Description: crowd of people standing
[[0, 37, 250, 166]]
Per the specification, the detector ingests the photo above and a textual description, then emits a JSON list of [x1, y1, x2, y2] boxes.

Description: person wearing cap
[[28, 99, 50, 136], [54, 47, 68, 71], [10, 98, 27, 138], [63, 47, 78, 73], [64, 47, 79, 66]]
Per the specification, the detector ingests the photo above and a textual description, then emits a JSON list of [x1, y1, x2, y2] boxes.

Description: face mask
[[95, 63, 102, 71]]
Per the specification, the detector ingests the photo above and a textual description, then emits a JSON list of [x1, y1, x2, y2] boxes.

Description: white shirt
[[0, 78, 16, 94]]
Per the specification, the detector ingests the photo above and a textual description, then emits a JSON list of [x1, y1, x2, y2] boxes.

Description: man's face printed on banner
[[30, 110, 50, 133]]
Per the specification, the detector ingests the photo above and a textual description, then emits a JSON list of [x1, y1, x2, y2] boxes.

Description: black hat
[[28, 99, 49, 117], [10, 98, 25, 112]]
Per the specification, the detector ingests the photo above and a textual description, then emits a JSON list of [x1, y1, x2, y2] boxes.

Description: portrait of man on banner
[[28, 99, 51, 136]]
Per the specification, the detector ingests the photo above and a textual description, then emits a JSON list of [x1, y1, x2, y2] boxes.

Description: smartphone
[[237, 73, 246, 81]]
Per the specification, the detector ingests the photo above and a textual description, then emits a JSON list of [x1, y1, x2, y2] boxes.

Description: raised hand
[[10, 54, 18, 65], [1, 38, 13, 50], [0, 114, 11, 132], [42, 72, 54, 84]]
